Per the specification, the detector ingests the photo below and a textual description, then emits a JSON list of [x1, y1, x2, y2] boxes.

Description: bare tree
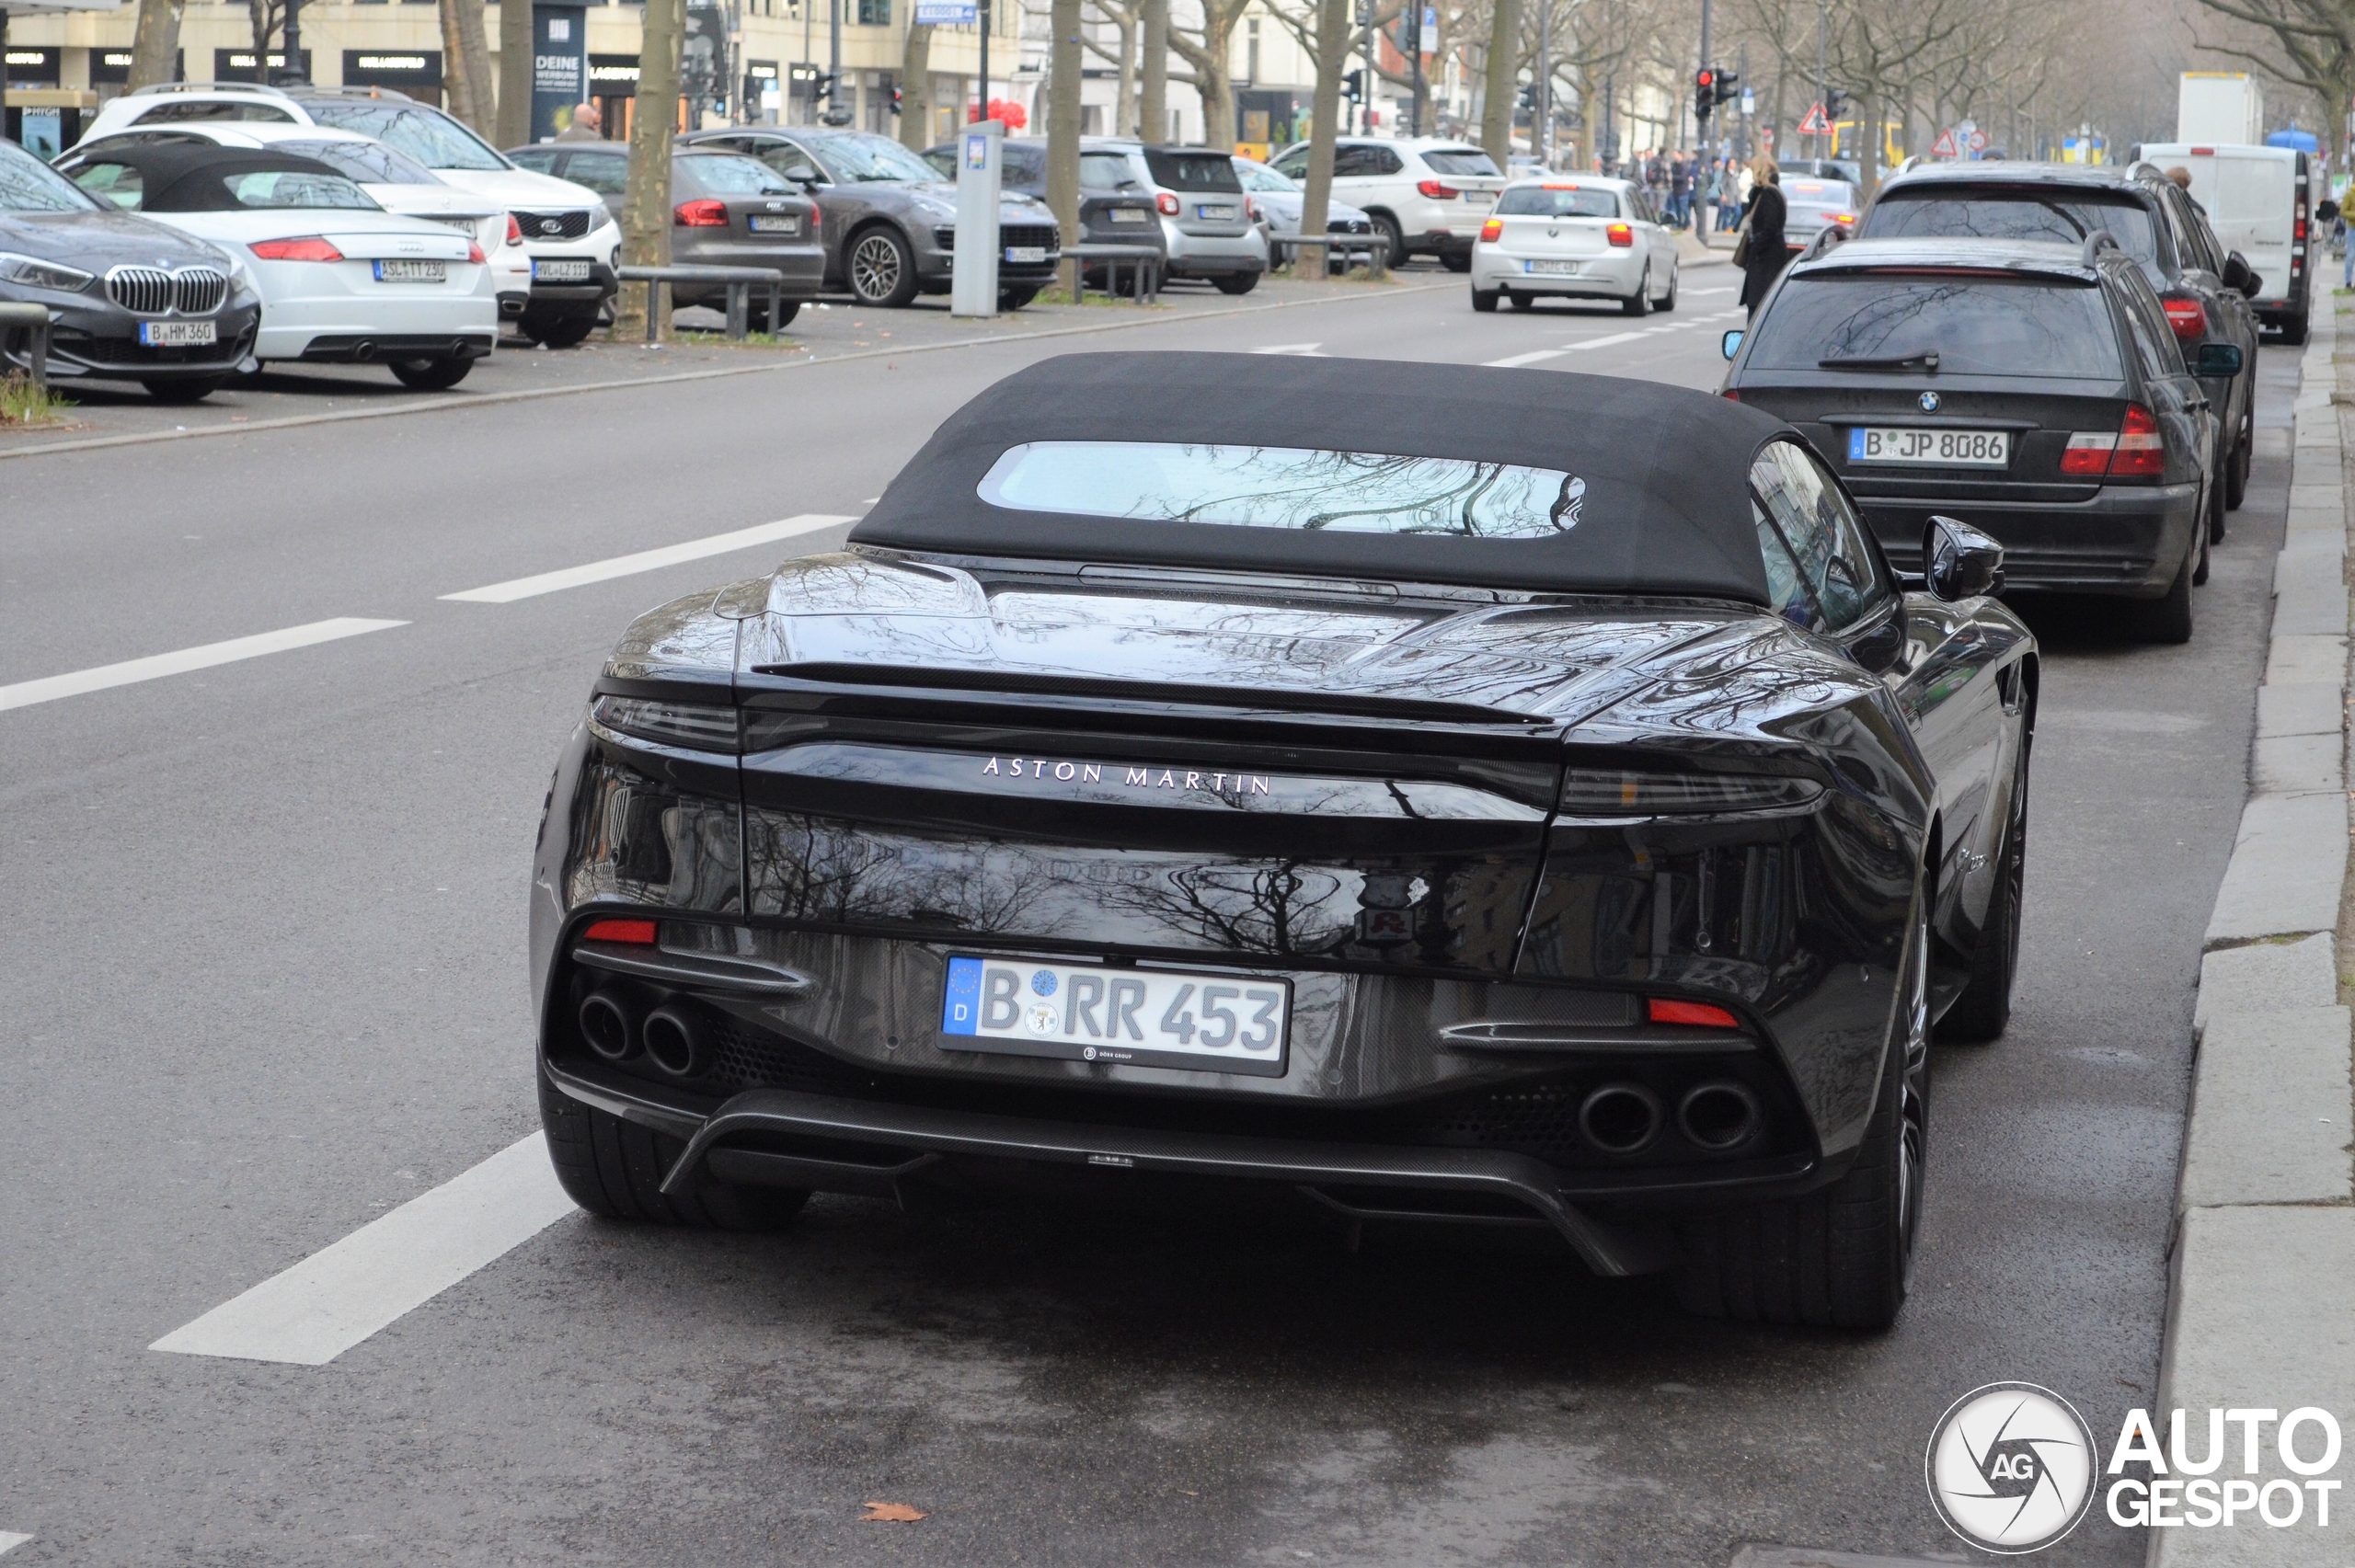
[[1168, 0, 1256, 149], [902, 21, 936, 149], [1141, 0, 1169, 140], [439, 0, 495, 133], [128, 0, 185, 89], [496, 0, 534, 148], [2186, 0, 2355, 132], [247, 0, 284, 69], [618, 0, 686, 338], [1296, 0, 1353, 270], [1049, 0, 1085, 292]]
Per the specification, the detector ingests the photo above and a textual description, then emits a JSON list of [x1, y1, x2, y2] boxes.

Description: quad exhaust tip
[[1677, 1082, 1763, 1151], [1579, 1083, 1663, 1155], [578, 990, 638, 1062], [642, 1004, 707, 1079]]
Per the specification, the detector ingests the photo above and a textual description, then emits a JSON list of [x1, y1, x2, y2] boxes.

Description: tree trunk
[[441, 0, 494, 133], [1478, 0, 1518, 163], [1197, 16, 1236, 151], [1139, 0, 1166, 141], [1047, 0, 1083, 297], [497, 0, 534, 149], [1294, 0, 1350, 274], [1112, 6, 1137, 142], [618, 0, 684, 339], [1855, 83, 1878, 198], [901, 21, 934, 148], [128, 0, 185, 88]]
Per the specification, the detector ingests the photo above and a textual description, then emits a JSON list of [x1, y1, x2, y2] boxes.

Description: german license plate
[[941, 955, 1289, 1076], [1109, 208, 1149, 223], [139, 320, 217, 346], [748, 214, 800, 234], [1196, 203, 1236, 220], [374, 259, 447, 282], [533, 258, 592, 281], [1847, 427, 2011, 467], [1463, 190, 1495, 205], [1524, 258, 1579, 275], [1005, 245, 1048, 263]]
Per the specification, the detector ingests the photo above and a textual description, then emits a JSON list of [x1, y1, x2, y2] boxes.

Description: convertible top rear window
[[1746, 274, 2125, 379], [979, 441, 1586, 537]]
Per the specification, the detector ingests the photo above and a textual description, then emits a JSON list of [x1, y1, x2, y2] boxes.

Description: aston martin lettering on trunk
[[980, 756, 1272, 795]]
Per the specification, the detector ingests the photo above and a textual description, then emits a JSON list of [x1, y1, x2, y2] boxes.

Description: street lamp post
[[977, 0, 990, 122], [1534, 0, 1548, 166], [281, 0, 304, 84], [828, 0, 844, 124]]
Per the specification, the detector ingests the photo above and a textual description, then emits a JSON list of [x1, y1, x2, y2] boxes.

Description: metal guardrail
[[616, 264, 790, 341], [1269, 233, 1391, 280], [0, 302, 53, 392], [1061, 243, 1163, 304]]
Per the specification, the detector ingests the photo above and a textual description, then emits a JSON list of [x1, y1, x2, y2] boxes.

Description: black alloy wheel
[[1622, 267, 1652, 317], [847, 226, 921, 308], [1370, 212, 1406, 270], [388, 356, 474, 391], [1674, 891, 1931, 1329], [143, 377, 224, 404], [1938, 725, 2030, 1043]]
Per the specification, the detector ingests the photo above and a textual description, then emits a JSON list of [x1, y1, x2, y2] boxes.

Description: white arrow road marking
[[151, 1134, 577, 1367], [0, 618, 408, 715], [0, 1533, 31, 1556], [1250, 342, 1326, 355], [442, 513, 858, 603]]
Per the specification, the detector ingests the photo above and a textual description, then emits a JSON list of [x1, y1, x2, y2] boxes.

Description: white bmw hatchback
[[58, 143, 497, 388], [1468, 176, 1680, 315]]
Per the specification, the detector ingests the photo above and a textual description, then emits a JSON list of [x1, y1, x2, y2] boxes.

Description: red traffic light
[[1696, 69, 1714, 87]]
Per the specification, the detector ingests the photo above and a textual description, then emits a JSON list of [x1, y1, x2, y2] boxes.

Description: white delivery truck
[[2139, 141, 2315, 343], [2177, 73, 2264, 144]]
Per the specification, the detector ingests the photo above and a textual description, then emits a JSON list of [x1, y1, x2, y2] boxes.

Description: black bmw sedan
[[0, 138, 258, 401], [530, 352, 2040, 1332], [1724, 235, 2228, 643]]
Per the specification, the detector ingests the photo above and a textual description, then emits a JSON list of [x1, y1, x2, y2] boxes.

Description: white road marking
[[1251, 342, 1326, 355], [442, 513, 858, 604], [0, 1534, 30, 1556], [0, 618, 408, 715], [1484, 348, 1570, 368], [152, 1134, 576, 1367], [1685, 285, 1738, 296], [1568, 330, 1649, 350]]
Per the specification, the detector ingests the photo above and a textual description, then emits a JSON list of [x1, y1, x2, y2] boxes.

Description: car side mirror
[[2223, 251, 2258, 297], [1924, 515, 2004, 602], [2195, 341, 2244, 377], [1721, 328, 1744, 360]]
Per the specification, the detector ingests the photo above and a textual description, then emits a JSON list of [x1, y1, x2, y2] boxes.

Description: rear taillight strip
[[2061, 405, 2164, 477]]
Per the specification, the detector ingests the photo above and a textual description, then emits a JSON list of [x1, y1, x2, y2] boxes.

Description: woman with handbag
[[1736, 155, 1788, 318]]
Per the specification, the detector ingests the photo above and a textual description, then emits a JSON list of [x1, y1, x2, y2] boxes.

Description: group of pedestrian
[[1606, 152, 1754, 240]]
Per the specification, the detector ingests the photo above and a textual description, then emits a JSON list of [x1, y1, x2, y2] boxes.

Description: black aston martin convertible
[[531, 353, 2037, 1330]]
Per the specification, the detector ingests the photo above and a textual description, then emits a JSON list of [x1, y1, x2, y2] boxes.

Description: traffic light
[[889, 84, 903, 116], [1824, 86, 1850, 118], [1341, 68, 1363, 102], [1694, 68, 1716, 127], [1711, 68, 1739, 109]]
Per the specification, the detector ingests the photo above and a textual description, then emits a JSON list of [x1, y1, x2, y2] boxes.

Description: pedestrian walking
[[1736, 155, 1788, 317], [1670, 155, 1694, 228]]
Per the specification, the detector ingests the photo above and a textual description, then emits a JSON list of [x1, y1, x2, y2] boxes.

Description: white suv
[[80, 83, 618, 345], [1266, 136, 1508, 270]]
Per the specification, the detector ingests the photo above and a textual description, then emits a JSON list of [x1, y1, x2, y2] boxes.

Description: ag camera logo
[[1925, 1383, 2097, 1553]]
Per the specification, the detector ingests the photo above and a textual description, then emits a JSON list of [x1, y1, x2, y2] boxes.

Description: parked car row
[[1710, 156, 2270, 644]]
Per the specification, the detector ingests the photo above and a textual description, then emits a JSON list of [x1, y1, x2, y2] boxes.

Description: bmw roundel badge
[[1919, 391, 1941, 412]]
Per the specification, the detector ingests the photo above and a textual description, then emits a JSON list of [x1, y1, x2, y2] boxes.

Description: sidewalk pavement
[[2154, 303, 2355, 1566]]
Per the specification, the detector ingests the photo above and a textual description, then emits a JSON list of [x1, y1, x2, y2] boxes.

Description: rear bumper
[[1470, 246, 1640, 296], [545, 1059, 1820, 1276], [1859, 481, 2200, 595]]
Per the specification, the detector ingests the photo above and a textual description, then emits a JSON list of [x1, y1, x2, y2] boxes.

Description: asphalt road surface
[[0, 261, 2295, 1566]]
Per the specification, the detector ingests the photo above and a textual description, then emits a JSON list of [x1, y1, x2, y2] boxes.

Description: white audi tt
[[56, 142, 497, 389]]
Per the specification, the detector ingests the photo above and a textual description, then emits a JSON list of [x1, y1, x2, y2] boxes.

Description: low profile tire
[[999, 285, 1040, 311], [1371, 212, 1406, 269], [1471, 286, 1500, 312], [388, 356, 472, 391], [1675, 895, 1929, 1330], [749, 299, 801, 331], [2133, 536, 2197, 644], [524, 311, 598, 349], [2223, 424, 2249, 515], [1622, 269, 1652, 317], [2192, 482, 2218, 585], [144, 377, 224, 404], [537, 1073, 810, 1231], [1212, 272, 1261, 295], [1441, 251, 1472, 273], [1938, 727, 2029, 1043], [1657, 266, 1679, 312], [1508, 290, 1534, 311], [847, 225, 922, 308]]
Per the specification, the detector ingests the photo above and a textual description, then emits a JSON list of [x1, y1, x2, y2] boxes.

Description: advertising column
[[531, 4, 590, 142]]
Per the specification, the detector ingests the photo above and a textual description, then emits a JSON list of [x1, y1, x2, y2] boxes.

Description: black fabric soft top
[[65, 143, 365, 213], [852, 352, 1788, 603]]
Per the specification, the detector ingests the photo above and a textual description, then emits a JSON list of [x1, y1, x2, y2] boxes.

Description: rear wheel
[[2223, 422, 2249, 513], [1441, 250, 1472, 273], [749, 299, 801, 331], [2132, 534, 2197, 644], [2192, 480, 2218, 584], [522, 309, 599, 349], [388, 356, 473, 391], [1674, 894, 1929, 1329], [2278, 312, 2310, 347], [847, 225, 921, 307], [1622, 268, 1652, 317], [1939, 727, 2029, 1043], [1212, 272, 1260, 295], [1371, 212, 1406, 270], [1657, 267, 1679, 312], [1508, 290, 1534, 310], [999, 285, 1040, 311], [143, 377, 223, 404], [538, 1074, 810, 1230], [1471, 286, 1500, 313]]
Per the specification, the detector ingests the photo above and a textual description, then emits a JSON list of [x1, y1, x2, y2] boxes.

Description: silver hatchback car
[[1083, 140, 1268, 293]]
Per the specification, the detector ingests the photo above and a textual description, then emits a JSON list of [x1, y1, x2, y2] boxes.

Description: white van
[[2138, 142, 2313, 342]]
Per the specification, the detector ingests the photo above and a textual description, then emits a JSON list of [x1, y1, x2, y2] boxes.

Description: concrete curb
[[2153, 304, 2355, 1567]]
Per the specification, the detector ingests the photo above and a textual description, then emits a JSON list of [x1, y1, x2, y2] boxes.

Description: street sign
[[1798, 102, 1831, 134], [1967, 128, 1989, 152], [913, 0, 976, 21], [1419, 6, 1437, 53], [1931, 128, 1959, 157]]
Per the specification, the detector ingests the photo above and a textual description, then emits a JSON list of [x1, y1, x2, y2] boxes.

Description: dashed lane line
[[1482, 327, 1661, 367], [1484, 347, 1573, 367], [151, 1133, 577, 1367], [0, 618, 408, 715], [441, 513, 857, 603], [1250, 342, 1326, 355], [0, 1533, 30, 1556]]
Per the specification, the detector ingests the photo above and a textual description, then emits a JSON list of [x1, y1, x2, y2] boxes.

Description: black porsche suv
[[1857, 159, 2261, 523], [1724, 235, 2231, 643]]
